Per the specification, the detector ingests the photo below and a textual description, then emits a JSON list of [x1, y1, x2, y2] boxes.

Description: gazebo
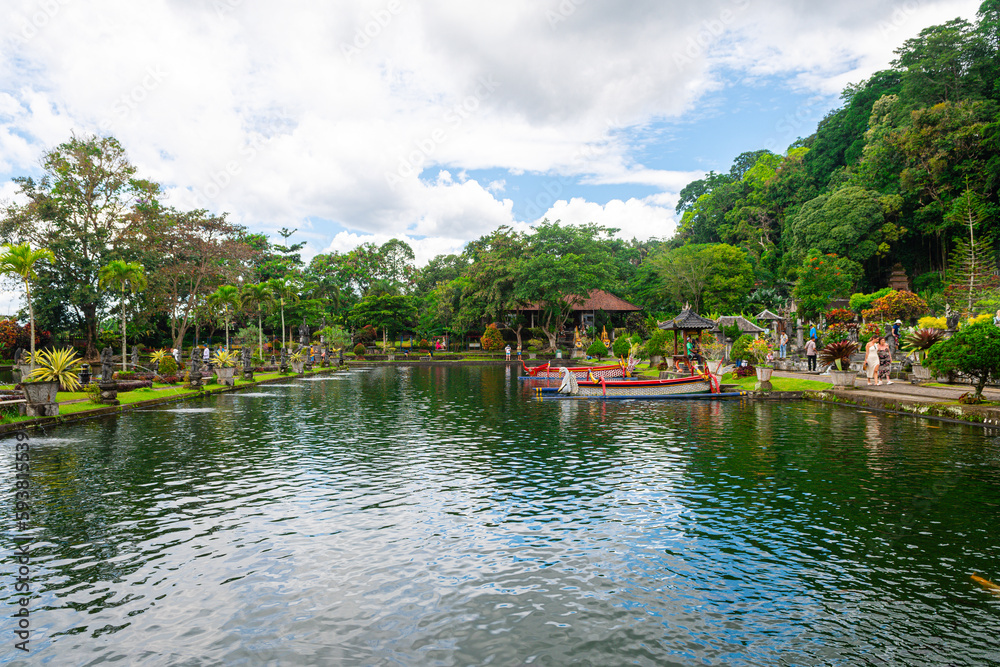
[[659, 307, 717, 369], [711, 315, 767, 340], [755, 309, 785, 337]]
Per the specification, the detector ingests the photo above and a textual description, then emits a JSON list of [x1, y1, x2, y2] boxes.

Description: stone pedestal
[[216, 367, 236, 387], [23, 402, 59, 417], [304, 361, 314, 371], [755, 380, 773, 393], [188, 372, 202, 389], [243, 370, 254, 381], [97, 380, 120, 405]]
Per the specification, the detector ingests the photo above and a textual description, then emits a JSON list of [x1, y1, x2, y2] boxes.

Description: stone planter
[[187, 372, 202, 389], [649, 354, 663, 368], [291, 360, 305, 374], [830, 369, 857, 388], [912, 364, 933, 381], [23, 380, 60, 416], [528, 352, 537, 360], [97, 380, 120, 405], [755, 366, 773, 382], [215, 366, 236, 387]]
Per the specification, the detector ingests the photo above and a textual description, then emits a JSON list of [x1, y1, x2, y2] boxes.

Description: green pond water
[[1, 366, 999, 666]]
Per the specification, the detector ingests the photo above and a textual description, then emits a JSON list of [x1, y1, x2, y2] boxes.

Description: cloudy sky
[[0, 0, 985, 267]]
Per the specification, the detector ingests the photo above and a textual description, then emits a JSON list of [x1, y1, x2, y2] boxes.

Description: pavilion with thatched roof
[[711, 316, 767, 338], [755, 309, 785, 337], [659, 307, 717, 365]]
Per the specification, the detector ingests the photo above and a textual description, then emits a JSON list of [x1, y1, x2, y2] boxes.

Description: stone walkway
[[772, 368, 1000, 408]]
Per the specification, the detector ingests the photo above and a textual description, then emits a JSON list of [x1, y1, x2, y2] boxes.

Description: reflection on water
[[1, 366, 999, 666]]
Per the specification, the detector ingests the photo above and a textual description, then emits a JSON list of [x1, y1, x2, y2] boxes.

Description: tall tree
[[207, 285, 240, 349], [0, 134, 160, 358], [97, 260, 147, 371], [267, 277, 300, 350], [241, 282, 275, 358], [0, 243, 55, 370]]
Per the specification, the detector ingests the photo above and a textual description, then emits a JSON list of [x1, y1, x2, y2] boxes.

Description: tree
[[0, 134, 160, 358], [0, 243, 55, 370], [135, 208, 257, 350], [892, 18, 977, 106], [241, 282, 275, 359], [789, 187, 887, 264], [865, 290, 930, 322], [653, 243, 754, 313], [943, 186, 998, 313], [97, 260, 147, 371], [207, 285, 240, 349], [267, 277, 300, 349], [793, 251, 863, 322], [349, 294, 417, 344], [512, 222, 615, 350], [463, 227, 529, 348], [925, 321, 1000, 398], [480, 324, 505, 351]]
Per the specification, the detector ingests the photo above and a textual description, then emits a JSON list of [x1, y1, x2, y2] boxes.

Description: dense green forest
[[2, 2, 999, 356]]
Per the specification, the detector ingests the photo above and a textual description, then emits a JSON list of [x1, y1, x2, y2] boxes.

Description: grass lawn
[[719, 373, 830, 392]]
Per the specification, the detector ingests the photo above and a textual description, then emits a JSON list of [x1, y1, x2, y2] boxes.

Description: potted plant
[[23, 347, 83, 416], [819, 340, 859, 387], [902, 328, 946, 381], [526, 339, 543, 359], [353, 343, 366, 360], [212, 349, 240, 386], [289, 349, 306, 374], [747, 337, 773, 382]]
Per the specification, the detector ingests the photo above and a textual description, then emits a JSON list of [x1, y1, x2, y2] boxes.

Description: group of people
[[863, 336, 894, 386]]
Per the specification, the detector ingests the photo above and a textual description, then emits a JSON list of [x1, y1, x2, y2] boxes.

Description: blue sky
[[0, 0, 984, 268]]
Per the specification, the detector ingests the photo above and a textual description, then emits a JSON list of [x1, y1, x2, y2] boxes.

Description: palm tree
[[98, 260, 148, 372], [267, 277, 299, 351], [240, 282, 275, 359], [207, 285, 240, 349], [0, 243, 56, 372]]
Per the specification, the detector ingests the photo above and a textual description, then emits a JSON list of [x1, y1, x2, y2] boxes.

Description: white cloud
[[538, 197, 678, 242], [0, 0, 984, 263]]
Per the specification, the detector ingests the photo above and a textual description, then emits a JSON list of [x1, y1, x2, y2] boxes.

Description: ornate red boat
[[521, 360, 630, 380]]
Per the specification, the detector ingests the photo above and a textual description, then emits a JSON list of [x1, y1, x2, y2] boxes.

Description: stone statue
[[299, 319, 309, 346], [131, 345, 140, 371], [100, 347, 115, 382], [189, 347, 202, 375], [945, 303, 960, 331], [13, 348, 22, 365], [279, 347, 289, 372], [338, 347, 344, 366], [241, 347, 252, 370]]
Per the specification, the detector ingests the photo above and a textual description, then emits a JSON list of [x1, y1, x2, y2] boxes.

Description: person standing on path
[[505, 344, 511, 361], [779, 331, 788, 359], [877, 337, 892, 385], [864, 337, 880, 385], [809, 323, 817, 340], [805, 338, 817, 372]]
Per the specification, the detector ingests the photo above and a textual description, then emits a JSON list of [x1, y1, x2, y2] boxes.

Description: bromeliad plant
[[819, 340, 859, 371], [902, 328, 946, 363], [25, 347, 84, 392], [746, 337, 773, 367], [212, 350, 240, 368]]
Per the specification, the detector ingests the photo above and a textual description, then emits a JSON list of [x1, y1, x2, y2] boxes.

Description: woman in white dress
[[864, 338, 880, 386]]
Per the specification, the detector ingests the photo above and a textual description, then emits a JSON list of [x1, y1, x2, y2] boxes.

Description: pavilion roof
[[710, 315, 766, 334], [519, 289, 640, 312], [659, 308, 716, 331], [755, 309, 783, 321]]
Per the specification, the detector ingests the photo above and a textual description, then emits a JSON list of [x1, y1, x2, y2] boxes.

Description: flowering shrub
[[917, 316, 947, 330], [858, 322, 882, 345], [824, 323, 851, 344], [864, 290, 928, 322], [0, 319, 52, 358], [480, 324, 505, 352], [355, 325, 376, 344], [826, 308, 854, 325], [746, 337, 772, 366]]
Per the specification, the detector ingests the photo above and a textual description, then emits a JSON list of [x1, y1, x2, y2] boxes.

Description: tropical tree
[[207, 285, 240, 349], [241, 282, 275, 359], [98, 260, 147, 371], [267, 277, 300, 350], [0, 243, 55, 370]]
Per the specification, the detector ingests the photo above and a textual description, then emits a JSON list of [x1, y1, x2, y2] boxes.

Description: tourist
[[805, 337, 817, 372], [809, 323, 817, 340], [892, 319, 902, 346], [172, 347, 180, 364], [516, 344, 522, 360], [779, 331, 788, 359], [505, 344, 511, 361], [202, 346, 210, 363], [994, 309, 1000, 327], [864, 337, 879, 386], [877, 336, 892, 385]]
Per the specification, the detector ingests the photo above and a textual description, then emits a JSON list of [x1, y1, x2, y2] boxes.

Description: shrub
[[730, 334, 753, 362], [418, 339, 431, 350], [825, 308, 855, 325], [824, 323, 851, 344], [902, 329, 946, 362], [526, 338, 544, 352], [353, 343, 366, 357], [115, 371, 136, 380], [355, 325, 376, 344], [587, 340, 608, 359], [611, 336, 632, 358], [645, 329, 670, 356], [865, 290, 928, 322], [480, 324, 505, 352], [925, 321, 1000, 398], [917, 316, 947, 330], [117, 379, 153, 392], [161, 375, 179, 385]]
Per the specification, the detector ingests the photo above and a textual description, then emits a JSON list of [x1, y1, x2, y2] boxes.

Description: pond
[[2, 366, 999, 665]]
